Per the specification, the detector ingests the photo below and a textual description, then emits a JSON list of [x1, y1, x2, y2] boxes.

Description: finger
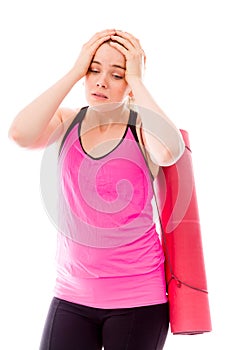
[[110, 35, 134, 51], [115, 30, 141, 48], [109, 40, 129, 57], [94, 34, 112, 47], [86, 29, 116, 46], [111, 35, 145, 62], [84, 33, 114, 54], [95, 29, 116, 38]]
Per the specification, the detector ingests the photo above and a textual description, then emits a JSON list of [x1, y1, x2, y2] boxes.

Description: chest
[[79, 122, 130, 159]]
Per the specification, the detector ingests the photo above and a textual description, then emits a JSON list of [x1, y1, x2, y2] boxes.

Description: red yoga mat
[[154, 129, 212, 335]]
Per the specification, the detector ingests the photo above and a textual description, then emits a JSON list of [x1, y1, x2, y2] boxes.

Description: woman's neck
[[87, 102, 130, 126]]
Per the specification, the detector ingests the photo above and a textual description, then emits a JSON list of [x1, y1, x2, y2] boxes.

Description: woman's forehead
[[94, 42, 125, 64]]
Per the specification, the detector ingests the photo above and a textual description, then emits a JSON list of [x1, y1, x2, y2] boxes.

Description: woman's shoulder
[[59, 106, 81, 123], [134, 111, 160, 179], [55, 106, 82, 147]]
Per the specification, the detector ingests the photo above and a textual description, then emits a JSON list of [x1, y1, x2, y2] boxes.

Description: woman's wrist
[[127, 75, 143, 89], [66, 66, 84, 86]]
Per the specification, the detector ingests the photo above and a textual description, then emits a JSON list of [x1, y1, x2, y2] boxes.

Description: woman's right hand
[[8, 29, 117, 149], [71, 29, 116, 79]]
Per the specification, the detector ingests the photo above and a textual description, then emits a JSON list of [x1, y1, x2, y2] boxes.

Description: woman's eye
[[89, 68, 99, 73], [113, 74, 123, 79]]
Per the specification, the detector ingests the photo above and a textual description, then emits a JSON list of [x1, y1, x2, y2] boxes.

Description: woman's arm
[[110, 31, 185, 167], [129, 80, 185, 166], [8, 29, 116, 149], [8, 71, 81, 148]]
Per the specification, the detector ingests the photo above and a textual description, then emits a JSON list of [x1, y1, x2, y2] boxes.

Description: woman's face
[[84, 42, 131, 107]]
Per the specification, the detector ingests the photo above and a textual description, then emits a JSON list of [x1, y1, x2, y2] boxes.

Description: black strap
[[58, 106, 88, 156], [128, 109, 139, 141]]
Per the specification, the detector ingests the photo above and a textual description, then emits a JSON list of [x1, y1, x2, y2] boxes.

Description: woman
[[9, 29, 185, 350]]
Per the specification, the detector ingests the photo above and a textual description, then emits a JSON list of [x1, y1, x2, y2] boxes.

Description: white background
[[1, 0, 232, 349]]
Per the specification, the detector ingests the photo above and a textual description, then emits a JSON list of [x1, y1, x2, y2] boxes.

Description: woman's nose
[[96, 82, 107, 88], [96, 83, 106, 88], [96, 74, 108, 88]]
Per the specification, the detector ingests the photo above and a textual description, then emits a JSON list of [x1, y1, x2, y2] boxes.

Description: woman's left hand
[[109, 30, 146, 86]]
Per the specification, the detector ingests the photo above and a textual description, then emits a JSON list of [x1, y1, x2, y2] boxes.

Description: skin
[[8, 29, 184, 174]]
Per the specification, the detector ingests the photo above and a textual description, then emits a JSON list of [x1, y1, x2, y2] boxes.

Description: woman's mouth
[[92, 92, 108, 100]]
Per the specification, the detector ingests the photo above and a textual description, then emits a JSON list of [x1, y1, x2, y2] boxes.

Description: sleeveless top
[[54, 106, 167, 308]]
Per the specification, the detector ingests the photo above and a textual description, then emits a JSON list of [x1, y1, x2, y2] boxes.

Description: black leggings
[[39, 297, 169, 350]]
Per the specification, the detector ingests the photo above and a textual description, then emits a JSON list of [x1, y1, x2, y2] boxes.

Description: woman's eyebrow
[[91, 60, 101, 65], [112, 64, 126, 70], [92, 60, 126, 70]]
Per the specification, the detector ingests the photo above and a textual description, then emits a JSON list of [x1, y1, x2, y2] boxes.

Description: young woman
[[9, 29, 185, 350]]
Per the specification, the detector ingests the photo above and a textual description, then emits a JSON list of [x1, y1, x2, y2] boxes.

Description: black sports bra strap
[[59, 106, 88, 156], [59, 107, 139, 156], [128, 109, 139, 143]]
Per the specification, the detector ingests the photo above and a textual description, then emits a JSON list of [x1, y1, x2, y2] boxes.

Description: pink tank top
[[54, 106, 167, 308]]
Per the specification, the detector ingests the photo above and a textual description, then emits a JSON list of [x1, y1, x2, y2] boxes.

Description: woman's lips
[[92, 92, 108, 100]]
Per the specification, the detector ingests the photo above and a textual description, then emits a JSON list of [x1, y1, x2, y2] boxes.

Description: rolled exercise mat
[[154, 129, 212, 335]]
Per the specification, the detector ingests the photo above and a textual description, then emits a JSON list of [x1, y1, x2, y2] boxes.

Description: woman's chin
[[89, 101, 125, 113]]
